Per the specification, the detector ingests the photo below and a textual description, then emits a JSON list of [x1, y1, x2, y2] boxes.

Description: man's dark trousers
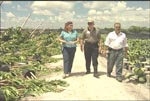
[[84, 42, 98, 73]]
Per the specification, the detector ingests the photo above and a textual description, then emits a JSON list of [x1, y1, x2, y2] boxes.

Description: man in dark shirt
[[80, 20, 101, 78]]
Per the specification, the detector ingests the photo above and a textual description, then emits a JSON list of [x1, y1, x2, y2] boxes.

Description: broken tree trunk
[[19, 13, 31, 31], [30, 21, 43, 38]]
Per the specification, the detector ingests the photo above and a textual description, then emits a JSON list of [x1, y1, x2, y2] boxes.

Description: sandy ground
[[22, 46, 150, 101]]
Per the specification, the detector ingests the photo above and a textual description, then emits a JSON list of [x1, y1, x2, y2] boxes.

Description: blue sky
[[1, 1, 150, 29]]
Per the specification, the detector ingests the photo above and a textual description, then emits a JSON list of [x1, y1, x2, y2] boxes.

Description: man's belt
[[84, 41, 99, 47], [108, 47, 123, 51], [85, 41, 98, 45]]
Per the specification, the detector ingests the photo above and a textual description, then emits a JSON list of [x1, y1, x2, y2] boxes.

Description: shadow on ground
[[69, 72, 86, 77], [68, 71, 109, 77]]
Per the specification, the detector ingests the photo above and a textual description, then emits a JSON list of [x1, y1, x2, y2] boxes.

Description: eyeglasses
[[88, 23, 94, 25]]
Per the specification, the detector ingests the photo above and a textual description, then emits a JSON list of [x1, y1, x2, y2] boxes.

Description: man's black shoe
[[93, 73, 99, 78], [107, 73, 111, 77], [85, 71, 91, 74]]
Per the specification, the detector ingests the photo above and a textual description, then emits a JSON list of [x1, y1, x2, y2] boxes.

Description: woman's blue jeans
[[62, 47, 76, 74]]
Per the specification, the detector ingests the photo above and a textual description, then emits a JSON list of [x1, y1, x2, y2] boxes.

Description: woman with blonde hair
[[58, 21, 79, 79]]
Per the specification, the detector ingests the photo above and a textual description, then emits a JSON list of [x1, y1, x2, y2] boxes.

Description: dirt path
[[22, 46, 150, 100]]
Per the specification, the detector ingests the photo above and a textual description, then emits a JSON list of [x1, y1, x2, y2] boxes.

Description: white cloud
[[126, 7, 135, 10], [97, 11, 103, 15], [31, 1, 74, 12], [49, 17, 53, 21], [54, 16, 63, 21], [83, 1, 116, 10], [58, 11, 75, 21], [88, 9, 112, 16], [2, 1, 12, 4], [21, 17, 43, 28], [146, 9, 150, 12], [88, 9, 97, 15], [6, 12, 15, 18], [84, 1, 149, 28], [27, 10, 76, 28], [111, 1, 127, 13], [87, 16, 97, 21], [136, 7, 143, 11], [117, 1, 126, 9], [1, 1, 149, 29], [77, 15, 82, 18], [33, 10, 54, 16], [104, 10, 111, 15], [11, 18, 18, 22]]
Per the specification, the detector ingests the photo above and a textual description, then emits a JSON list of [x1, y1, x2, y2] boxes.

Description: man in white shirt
[[105, 23, 128, 82]]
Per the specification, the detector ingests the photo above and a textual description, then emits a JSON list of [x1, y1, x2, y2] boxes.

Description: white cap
[[88, 20, 94, 25]]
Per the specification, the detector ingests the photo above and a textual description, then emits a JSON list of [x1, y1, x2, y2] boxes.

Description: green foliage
[[127, 39, 150, 63], [0, 79, 68, 101], [128, 26, 150, 33], [138, 76, 146, 83], [0, 27, 67, 100], [0, 86, 19, 101], [125, 66, 147, 83], [0, 27, 61, 65], [0, 71, 14, 80]]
